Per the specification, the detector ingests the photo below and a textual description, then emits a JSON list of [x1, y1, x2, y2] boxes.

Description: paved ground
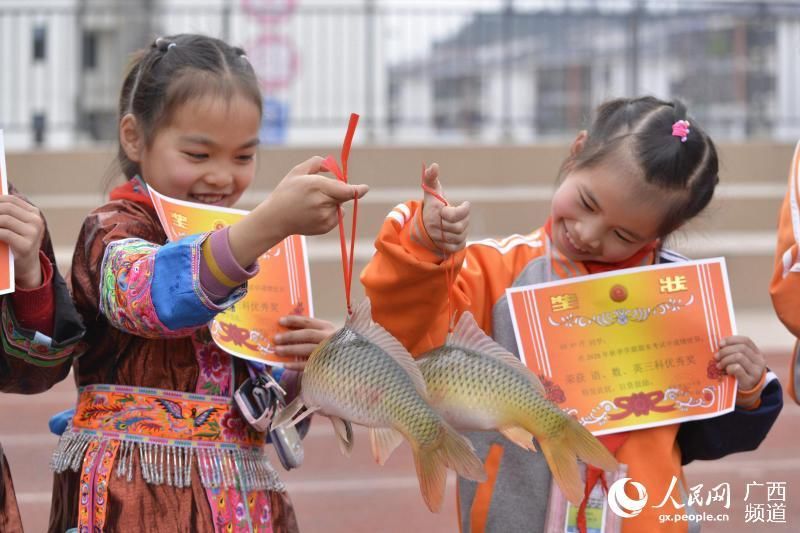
[[2, 346, 797, 532]]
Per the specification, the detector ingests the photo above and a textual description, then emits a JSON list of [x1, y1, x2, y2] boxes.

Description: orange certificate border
[[506, 258, 737, 436], [149, 187, 313, 366], [0, 131, 14, 295]]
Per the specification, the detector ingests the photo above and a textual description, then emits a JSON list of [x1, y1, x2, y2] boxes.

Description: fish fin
[[330, 417, 354, 457], [270, 396, 306, 430], [436, 424, 486, 482], [369, 427, 404, 465], [537, 437, 585, 506], [563, 415, 618, 473], [412, 423, 487, 512], [347, 298, 428, 397], [447, 311, 546, 395], [412, 444, 447, 513], [536, 416, 618, 506], [499, 426, 537, 453]]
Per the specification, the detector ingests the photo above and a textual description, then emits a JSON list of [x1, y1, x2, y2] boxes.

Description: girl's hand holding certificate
[[715, 335, 767, 406]]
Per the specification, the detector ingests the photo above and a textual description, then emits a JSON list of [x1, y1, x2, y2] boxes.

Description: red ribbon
[[420, 165, 458, 332], [322, 113, 360, 315], [576, 432, 629, 533]]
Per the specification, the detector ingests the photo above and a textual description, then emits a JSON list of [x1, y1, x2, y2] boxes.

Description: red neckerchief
[[109, 176, 154, 208], [543, 216, 660, 533]]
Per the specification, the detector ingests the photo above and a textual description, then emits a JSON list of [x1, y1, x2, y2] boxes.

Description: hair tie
[[167, 42, 177, 51], [672, 119, 690, 142]]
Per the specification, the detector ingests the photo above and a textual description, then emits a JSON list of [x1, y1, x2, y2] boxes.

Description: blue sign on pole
[[260, 98, 289, 145]]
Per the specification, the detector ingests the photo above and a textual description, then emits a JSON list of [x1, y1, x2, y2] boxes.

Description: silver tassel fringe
[[51, 431, 285, 493]]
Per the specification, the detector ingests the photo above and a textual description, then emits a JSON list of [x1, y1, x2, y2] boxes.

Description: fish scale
[[270, 299, 487, 512], [304, 328, 442, 446], [417, 310, 618, 506]]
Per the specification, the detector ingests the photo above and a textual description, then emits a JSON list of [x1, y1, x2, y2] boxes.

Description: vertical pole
[[364, 0, 376, 142], [502, 0, 513, 141], [222, 0, 233, 43], [628, 0, 642, 96]]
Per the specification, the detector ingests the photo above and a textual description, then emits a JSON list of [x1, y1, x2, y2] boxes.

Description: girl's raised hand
[[268, 156, 369, 237], [421, 163, 471, 255], [229, 156, 369, 267], [715, 335, 767, 402], [0, 195, 45, 288], [273, 315, 337, 371]]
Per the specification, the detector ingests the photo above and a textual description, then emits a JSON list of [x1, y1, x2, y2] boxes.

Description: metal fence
[[2, 0, 800, 148]]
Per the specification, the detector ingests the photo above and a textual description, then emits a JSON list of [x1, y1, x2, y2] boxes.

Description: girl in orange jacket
[[362, 96, 781, 533]]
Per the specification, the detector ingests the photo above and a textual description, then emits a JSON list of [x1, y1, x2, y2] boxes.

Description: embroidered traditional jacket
[[49, 182, 296, 533], [0, 185, 85, 533]]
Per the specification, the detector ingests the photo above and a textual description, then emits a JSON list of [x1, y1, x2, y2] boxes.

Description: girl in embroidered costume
[[0, 184, 85, 533], [49, 34, 367, 533], [361, 97, 783, 533]]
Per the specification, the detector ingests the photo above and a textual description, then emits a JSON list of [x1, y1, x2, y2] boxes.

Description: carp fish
[[417, 311, 618, 505], [271, 298, 487, 512]]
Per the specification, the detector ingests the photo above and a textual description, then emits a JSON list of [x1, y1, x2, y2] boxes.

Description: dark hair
[[117, 34, 262, 179], [560, 96, 719, 236]]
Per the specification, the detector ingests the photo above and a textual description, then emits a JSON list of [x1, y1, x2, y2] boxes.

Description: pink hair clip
[[672, 120, 691, 142]]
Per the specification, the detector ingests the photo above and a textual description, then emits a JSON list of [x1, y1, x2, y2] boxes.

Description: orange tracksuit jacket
[[362, 200, 781, 533], [770, 140, 800, 400]]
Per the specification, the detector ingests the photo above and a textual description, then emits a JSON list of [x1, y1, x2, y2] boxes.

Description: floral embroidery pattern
[[99, 238, 196, 338], [539, 375, 566, 404], [194, 330, 234, 397], [1, 298, 84, 366], [207, 486, 274, 533], [706, 358, 725, 380], [73, 385, 261, 447], [77, 439, 120, 533]]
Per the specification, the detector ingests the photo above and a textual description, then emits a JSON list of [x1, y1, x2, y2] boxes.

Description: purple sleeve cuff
[[199, 227, 260, 300]]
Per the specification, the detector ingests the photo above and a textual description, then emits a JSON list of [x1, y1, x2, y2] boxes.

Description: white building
[[0, 0, 389, 149], [2, 0, 799, 148], [386, 2, 800, 143]]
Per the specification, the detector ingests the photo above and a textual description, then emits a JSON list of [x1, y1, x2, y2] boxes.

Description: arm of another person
[[770, 140, 800, 336], [0, 193, 85, 394], [360, 164, 519, 355]]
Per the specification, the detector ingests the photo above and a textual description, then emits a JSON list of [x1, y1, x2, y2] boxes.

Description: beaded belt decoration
[[51, 384, 284, 493]]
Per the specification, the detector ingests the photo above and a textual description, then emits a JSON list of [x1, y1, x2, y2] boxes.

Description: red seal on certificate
[[610, 284, 627, 302]]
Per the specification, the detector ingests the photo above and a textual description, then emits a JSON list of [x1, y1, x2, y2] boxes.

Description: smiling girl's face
[[128, 92, 261, 208], [550, 140, 674, 264]]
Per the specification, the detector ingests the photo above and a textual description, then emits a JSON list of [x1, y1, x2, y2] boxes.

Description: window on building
[[32, 25, 47, 62], [82, 31, 98, 70]]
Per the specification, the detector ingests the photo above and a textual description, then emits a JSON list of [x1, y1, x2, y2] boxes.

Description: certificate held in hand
[[507, 258, 737, 435], [150, 187, 312, 367]]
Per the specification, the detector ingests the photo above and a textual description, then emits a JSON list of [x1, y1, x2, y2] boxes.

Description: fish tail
[[412, 443, 448, 513], [536, 416, 618, 506], [411, 423, 487, 513]]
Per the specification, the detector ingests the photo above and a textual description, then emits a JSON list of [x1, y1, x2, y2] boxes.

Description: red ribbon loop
[[421, 163, 458, 332], [325, 113, 360, 315]]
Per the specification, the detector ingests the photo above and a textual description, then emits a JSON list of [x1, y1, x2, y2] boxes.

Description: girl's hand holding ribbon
[[228, 155, 369, 267], [421, 163, 471, 255]]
